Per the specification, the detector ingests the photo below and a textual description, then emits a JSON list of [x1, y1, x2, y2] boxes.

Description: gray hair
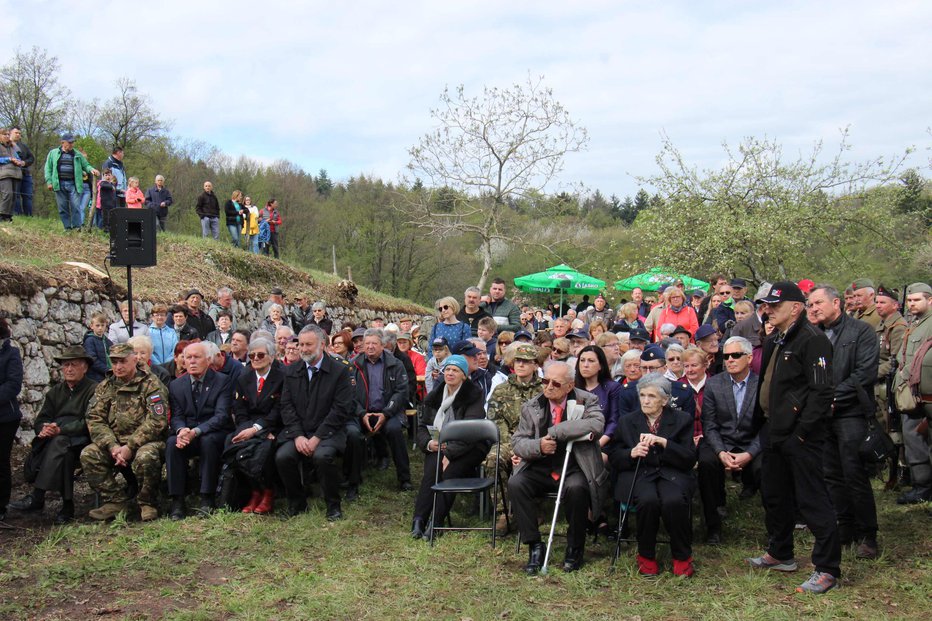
[[126, 335, 153, 355], [275, 326, 295, 339], [203, 341, 221, 359], [217, 286, 233, 297], [621, 349, 642, 363], [312, 301, 326, 311], [723, 336, 753, 356], [638, 372, 672, 400], [812, 284, 840, 302], [184, 341, 210, 357], [464, 286, 481, 297], [155, 174, 165, 183], [364, 328, 384, 340], [665, 343, 685, 357], [250, 329, 275, 343], [469, 337, 487, 350], [382, 331, 398, 347], [268, 303, 284, 315], [299, 323, 327, 342], [248, 338, 276, 357], [547, 360, 575, 383]]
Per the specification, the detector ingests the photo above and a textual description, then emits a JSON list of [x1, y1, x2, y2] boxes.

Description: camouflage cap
[[513, 343, 538, 361], [852, 278, 875, 291], [109, 343, 136, 358], [905, 282, 932, 296]]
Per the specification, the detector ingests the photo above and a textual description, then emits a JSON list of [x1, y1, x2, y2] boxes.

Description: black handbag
[[858, 419, 896, 463]]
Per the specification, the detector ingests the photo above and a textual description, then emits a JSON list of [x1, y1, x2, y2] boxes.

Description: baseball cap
[[759, 281, 807, 304]]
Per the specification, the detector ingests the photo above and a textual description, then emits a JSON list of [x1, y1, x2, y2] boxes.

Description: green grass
[[1, 459, 929, 621]]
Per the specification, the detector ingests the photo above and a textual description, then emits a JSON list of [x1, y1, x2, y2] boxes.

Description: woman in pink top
[[125, 177, 144, 208]]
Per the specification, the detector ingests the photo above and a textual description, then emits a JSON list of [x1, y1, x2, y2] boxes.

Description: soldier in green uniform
[[80, 343, 169, 521], [852, 278, 882, 330], [874, 286, 908, 423], [894, 282, 932, 504], [486, 343, 542, 530]]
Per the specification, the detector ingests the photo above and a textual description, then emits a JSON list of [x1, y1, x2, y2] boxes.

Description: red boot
[[253, 489, 275, 515], [242, 490, 262, 514], [637, 555, 659, 577], [673, 557, 695, 577]]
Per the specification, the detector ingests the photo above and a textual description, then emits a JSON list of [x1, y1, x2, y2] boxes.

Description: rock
[[68, 290, 83, 302], [37, 322, 65, 345], [12, 318, 35, 340], [64, 321, 86, 345], [84, 290, 96, 303], [43, 287, 58, 296], [23, 356, 49, 385], [26, 292, 48, 319], [0, 294, 20, 315], [48, 299, 82, 323]]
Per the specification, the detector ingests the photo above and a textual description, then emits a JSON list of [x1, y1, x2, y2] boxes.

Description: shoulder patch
[[149, 393, 162, 403]]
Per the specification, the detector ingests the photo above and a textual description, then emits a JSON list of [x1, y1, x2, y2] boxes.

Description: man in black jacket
[[10, 127, 34, 216], [352, 329, 412, 490], [195, 180, 220, 240], [276, 325, 357, 519], [747, 281, 840, 595], [807, 284, 880, 559]]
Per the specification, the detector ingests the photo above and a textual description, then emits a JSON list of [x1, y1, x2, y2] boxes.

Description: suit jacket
[[168, 368, 232, 436], [279, 354, 356, 442], [609, 406, 696, 496], [823, 312, 878, 417], [232, 360, 285, 434], [701, 371, 761, 456]]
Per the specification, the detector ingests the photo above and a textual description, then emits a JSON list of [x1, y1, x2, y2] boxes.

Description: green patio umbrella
[[514, 264, 606, 310], [614, 268, 709, 293]]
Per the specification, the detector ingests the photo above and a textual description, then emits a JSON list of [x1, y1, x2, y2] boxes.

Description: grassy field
[[1, 447, 929, 621]]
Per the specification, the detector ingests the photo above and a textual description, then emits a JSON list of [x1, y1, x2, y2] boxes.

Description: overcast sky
[[5, 0, 930, 198]]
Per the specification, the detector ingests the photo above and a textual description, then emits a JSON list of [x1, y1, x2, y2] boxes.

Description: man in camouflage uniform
[[81, 343, 169, 521], [486, 344, 542, 529], [853, 278, 882, 330], [874, 286, 908, 426]]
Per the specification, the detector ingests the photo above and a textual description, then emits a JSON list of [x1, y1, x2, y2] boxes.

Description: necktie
[[192, 380, 202, 405], [258, 377, 265, 394]]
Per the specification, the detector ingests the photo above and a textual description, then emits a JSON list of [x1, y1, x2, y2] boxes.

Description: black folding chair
[[429, 419, 502, 548]]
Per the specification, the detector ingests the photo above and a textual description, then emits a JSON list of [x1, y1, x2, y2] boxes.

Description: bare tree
[[0, 46, 70, 148], [97, 78, 170, 148], [404, 75, 588, 289]]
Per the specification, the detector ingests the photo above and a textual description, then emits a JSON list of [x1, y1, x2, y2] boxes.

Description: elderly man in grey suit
[[698, 336, 761, 544]]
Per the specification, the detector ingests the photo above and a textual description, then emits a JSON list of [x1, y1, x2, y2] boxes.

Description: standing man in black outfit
[[747, 282, 840, 594], [276, 325, 357, 519]]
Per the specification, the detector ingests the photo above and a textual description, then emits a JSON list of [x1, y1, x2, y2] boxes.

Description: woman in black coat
[[411, 355, 490, 539], [0, 318, 24, 521], [610, 372, 697, 577]]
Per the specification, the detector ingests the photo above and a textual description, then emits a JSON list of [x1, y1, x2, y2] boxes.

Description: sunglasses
[[247, 352, 267, 360], [723, 352, 748, 360], [541, 378, 565, 388], [553, 349, 568, 355], [436, 305, 451, 312], [499, 340, 513, 346]]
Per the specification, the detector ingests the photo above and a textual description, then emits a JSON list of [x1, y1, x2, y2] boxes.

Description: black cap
[[730, 278, 747, 288], [759, 281, 807, 304], [628, 327, 650, 342], [449, 340, 481, 356], [671, 325, 691, 337]]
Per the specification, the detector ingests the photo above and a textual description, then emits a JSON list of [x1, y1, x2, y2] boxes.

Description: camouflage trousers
[[80, 442, 165, 506]]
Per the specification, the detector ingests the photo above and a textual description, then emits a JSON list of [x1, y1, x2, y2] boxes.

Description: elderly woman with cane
[[610, 372, 697, 577]]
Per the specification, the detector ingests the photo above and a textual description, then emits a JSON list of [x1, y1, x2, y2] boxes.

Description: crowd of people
[[1, 258, 931, 593], [0, 131, 285, 256]]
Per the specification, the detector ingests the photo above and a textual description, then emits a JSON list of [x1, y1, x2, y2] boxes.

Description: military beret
[[906, 282, 932, 296], [628, 327, 650, 342], [852, 278, 874, 291], [640, 345, 666, 362], [694, 324, 718, 341], [109, 343, 136, 358], [875, 285, 898, 301], [514, 343, 539, 361]]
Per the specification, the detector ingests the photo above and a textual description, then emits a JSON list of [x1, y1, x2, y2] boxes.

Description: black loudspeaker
[[109, 208, 157, 267]]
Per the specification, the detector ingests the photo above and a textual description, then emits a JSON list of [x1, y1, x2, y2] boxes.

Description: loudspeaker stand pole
[[126, 265, 133, 338]]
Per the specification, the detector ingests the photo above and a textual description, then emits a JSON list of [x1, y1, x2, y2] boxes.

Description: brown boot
[[88, 502, 128, 521], [139, 505, 159, 522]]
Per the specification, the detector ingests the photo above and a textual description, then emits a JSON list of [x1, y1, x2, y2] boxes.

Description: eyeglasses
[[436, 305, 450, 312], [248, 352, 267, 360], [723, 352, 748, 360], [499, 340, 513, 346], [541, 378, 565, 388], [552, 349, 568, 355]]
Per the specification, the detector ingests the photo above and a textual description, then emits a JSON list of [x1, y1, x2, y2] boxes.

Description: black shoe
[[286, 499, 308, 517], [896, 486, 932, 505], [326, 505, 343, 522], [378, 458, 391, 471], [856, 537, 879, 560], [738, 486, 758, 500], [562, 546, 584, 572], [198, 495, 215, 516], [54, 502, 75, 525], [9, 493, 44, 512], [400, 480, 413, 492], [345, 486, 359, 502], [411, 517, 426, 539], [706, 530, 722, 545], [169, 498, 186, 521], [524, 542, 545, 576]]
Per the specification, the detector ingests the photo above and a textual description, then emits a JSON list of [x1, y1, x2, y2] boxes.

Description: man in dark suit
[[276, 324, 357, 519], [698, 336, 761, 544], [167, 342, 232, 519]]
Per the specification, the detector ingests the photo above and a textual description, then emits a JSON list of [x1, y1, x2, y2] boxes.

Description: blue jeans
[[201, 216, 219, 239], [55, 180, 83, 229], [227, 223, 240, 247], [13, 173, 33, 216], [77, 186, 92, 227], [249, 235, 260, 254]]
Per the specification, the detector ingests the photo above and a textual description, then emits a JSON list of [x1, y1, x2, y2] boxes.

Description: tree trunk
[[476, 237, 493, 291]]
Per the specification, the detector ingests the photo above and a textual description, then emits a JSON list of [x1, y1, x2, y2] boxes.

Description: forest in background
[[2, 47, 930, 306]]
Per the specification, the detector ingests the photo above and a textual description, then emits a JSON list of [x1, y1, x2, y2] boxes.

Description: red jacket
[[260, 207, 282, 233], [652, 305, 699, 342]]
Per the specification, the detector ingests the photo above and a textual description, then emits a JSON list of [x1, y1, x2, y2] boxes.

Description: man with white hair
[[204, 340, 244, 393], [166, 342, 233, 520], [143, 174, 173, 232], [208, 287, 237, 331]]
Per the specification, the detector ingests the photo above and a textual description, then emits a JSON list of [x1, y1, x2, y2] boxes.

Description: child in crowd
[[423, 337, 451, 393], [257, 211, 271, 255], [241, 196, 260, 254], [477, 316, 498, 358], [96, 169, 117, 231], [83, 312, 111, 382], [125, 176, 144, 209]]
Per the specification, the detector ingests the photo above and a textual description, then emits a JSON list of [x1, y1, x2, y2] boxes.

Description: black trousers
[[823, 415, 878, 540], [262, 231, 280, 258], [370, 415, 411, 484], [413, 446, 486, 523], [0, 420, 18, 509], [761, 436, 841, 578], [622, 472, 693, 561], [697, 440, 761, 533], [166, 431, 226, 496], [275, 432, 346, 508], [343, 419, 364, 486], [509, 465, 590, 548], [33, 435, 88, 500]]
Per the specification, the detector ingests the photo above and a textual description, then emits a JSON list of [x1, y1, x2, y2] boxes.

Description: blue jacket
[[149, 324, 179, 366], [0, 339, 23, 423], [83, 330, 111, 382]]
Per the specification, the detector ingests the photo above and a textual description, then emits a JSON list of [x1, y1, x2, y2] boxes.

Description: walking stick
[[611, 456, 642, 572], [541, 439, 574, 575]]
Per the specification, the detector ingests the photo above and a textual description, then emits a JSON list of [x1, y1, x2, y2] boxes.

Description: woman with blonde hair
[[224, 189, 246, 248], [428, 296, 470, 353], [241, 196, 260, 254]]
